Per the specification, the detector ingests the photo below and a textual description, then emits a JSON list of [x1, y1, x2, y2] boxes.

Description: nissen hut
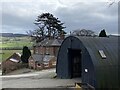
[[56, 36, 119, 89]]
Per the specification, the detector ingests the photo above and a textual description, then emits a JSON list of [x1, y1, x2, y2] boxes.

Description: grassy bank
[[0, 50, 22, 62], [0, 50, 33, 62], [0, 36, 33, 62]]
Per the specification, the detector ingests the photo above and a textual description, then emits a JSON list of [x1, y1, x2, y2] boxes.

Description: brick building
[[29, 54, 43, 70], [29, 54, 56, 70], [29, 39, 62, 70], [33, 39, 62, 57]]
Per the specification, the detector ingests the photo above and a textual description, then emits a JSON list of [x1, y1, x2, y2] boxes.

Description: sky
[[0, 0, 119, 35]]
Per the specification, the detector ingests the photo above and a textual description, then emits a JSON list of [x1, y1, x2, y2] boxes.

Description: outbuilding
[[56, 36, 119, 89], [29, 54, 56, 70], [2, 53, 21, 74]]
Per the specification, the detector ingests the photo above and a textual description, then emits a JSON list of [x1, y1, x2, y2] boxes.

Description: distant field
[[0, 50, 33, 62], [0, 36, 34, 62], [1, 50, 22, 62], [0, 36, 33, 49]]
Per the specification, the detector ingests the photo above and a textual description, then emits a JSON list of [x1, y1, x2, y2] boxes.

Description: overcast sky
[[0, 0, 118, 35]]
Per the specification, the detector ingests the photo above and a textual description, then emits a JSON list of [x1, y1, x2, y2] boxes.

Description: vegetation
[[99, 29, 107, 37], [0, 50, 22, 62], [27, 13, 66, 42], [0, 36, 33, 62], [0, 36, 33, 49], [21, 46, 31, 63], [72, 29, 95, 36], [0, 50, 33, 62]]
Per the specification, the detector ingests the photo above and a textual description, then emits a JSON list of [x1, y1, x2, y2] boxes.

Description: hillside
[[1, 33, 28, 37]]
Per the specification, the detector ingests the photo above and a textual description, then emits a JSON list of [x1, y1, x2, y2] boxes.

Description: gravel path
[[1, 68, 81, 89]]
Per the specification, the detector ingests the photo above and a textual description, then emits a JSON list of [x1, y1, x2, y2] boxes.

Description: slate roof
[[31, 54, 55, 63], [31, 54, 43, 63], [33, 39, 63, 47], [43, 55, 55, 62]]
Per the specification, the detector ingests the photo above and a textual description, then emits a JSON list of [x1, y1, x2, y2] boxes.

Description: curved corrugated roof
[[57, 35, 119, 88], [74, 36, 119, 88], [76, 36, 118, 66]]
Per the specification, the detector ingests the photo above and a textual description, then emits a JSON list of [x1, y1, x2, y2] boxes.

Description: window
[[35, 48, 39, 54], [38, 63, 40, 66], [46, 47, 49, 55], [44, 62, 49, 67], [52, 61, 56, 66], [99, 50, 106, 59]]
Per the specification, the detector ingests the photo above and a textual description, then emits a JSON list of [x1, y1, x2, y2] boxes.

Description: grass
[[2, 41, 33, 48], [0, 36, 34, 62], [0, 36, 33, 48], [0, 50, 22, 62], [0, 50, 33, 62]]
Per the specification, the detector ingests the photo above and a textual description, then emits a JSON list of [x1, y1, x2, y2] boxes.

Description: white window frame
[[98, 50, 106, 59]]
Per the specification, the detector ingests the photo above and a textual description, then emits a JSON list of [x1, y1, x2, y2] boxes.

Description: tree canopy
[[72, 29, 95, 36], [28, 13, 66, 42], [21, 46, 31, 63], [99, 29, 107, 37]]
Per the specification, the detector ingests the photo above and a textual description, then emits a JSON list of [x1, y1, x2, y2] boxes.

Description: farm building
[[29, 54, 43, 70], [2, 53, 21, 74], [29, 38, 62, 70], [56, 36, 119, 89], [33, 39, 62, 57], [43, 55, 56, 69], [29, 54, 56, 70]]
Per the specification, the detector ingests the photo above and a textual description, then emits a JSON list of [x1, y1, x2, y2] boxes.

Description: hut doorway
[[68, 49, 82, 78]]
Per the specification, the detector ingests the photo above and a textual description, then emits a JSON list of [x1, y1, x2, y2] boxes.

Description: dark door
[[68, 49, 82, 78]]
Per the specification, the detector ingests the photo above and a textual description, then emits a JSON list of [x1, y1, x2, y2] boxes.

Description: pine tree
[[28, 13, 66, 42]]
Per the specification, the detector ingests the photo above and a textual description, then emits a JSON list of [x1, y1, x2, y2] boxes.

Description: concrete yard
[[1, 68, 81, 89]]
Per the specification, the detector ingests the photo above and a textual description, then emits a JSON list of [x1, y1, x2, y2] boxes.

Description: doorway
[[68, 49, 82, 78]]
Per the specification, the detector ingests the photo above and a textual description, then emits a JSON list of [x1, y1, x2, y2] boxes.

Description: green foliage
[[99, 29, 107, 37], [21, 46, 31, 63], [0, 36, 33, 49], [0, 50, 33, 62], [28, 13, 66, 42], [0, 36, 33, 62], [1, 50, 22, 62]]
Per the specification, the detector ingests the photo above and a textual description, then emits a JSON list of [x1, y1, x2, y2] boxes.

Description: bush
[[99, 29, 107, 37], [21, 46, 31, 63]]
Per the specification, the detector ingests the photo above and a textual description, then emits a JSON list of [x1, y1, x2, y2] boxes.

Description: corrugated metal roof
[[76, 36, 119, 88], [56, 35, 119, 88], [77, 36, 118, 66]]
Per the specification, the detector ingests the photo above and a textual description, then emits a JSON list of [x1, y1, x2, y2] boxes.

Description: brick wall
[[28, 56, 36, 69]]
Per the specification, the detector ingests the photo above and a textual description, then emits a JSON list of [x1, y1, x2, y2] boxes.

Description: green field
[[0, 36, 33, 49], [0, 50, 33, 62], [0, 36, 34, 62], [0, 50, 22, 62]]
